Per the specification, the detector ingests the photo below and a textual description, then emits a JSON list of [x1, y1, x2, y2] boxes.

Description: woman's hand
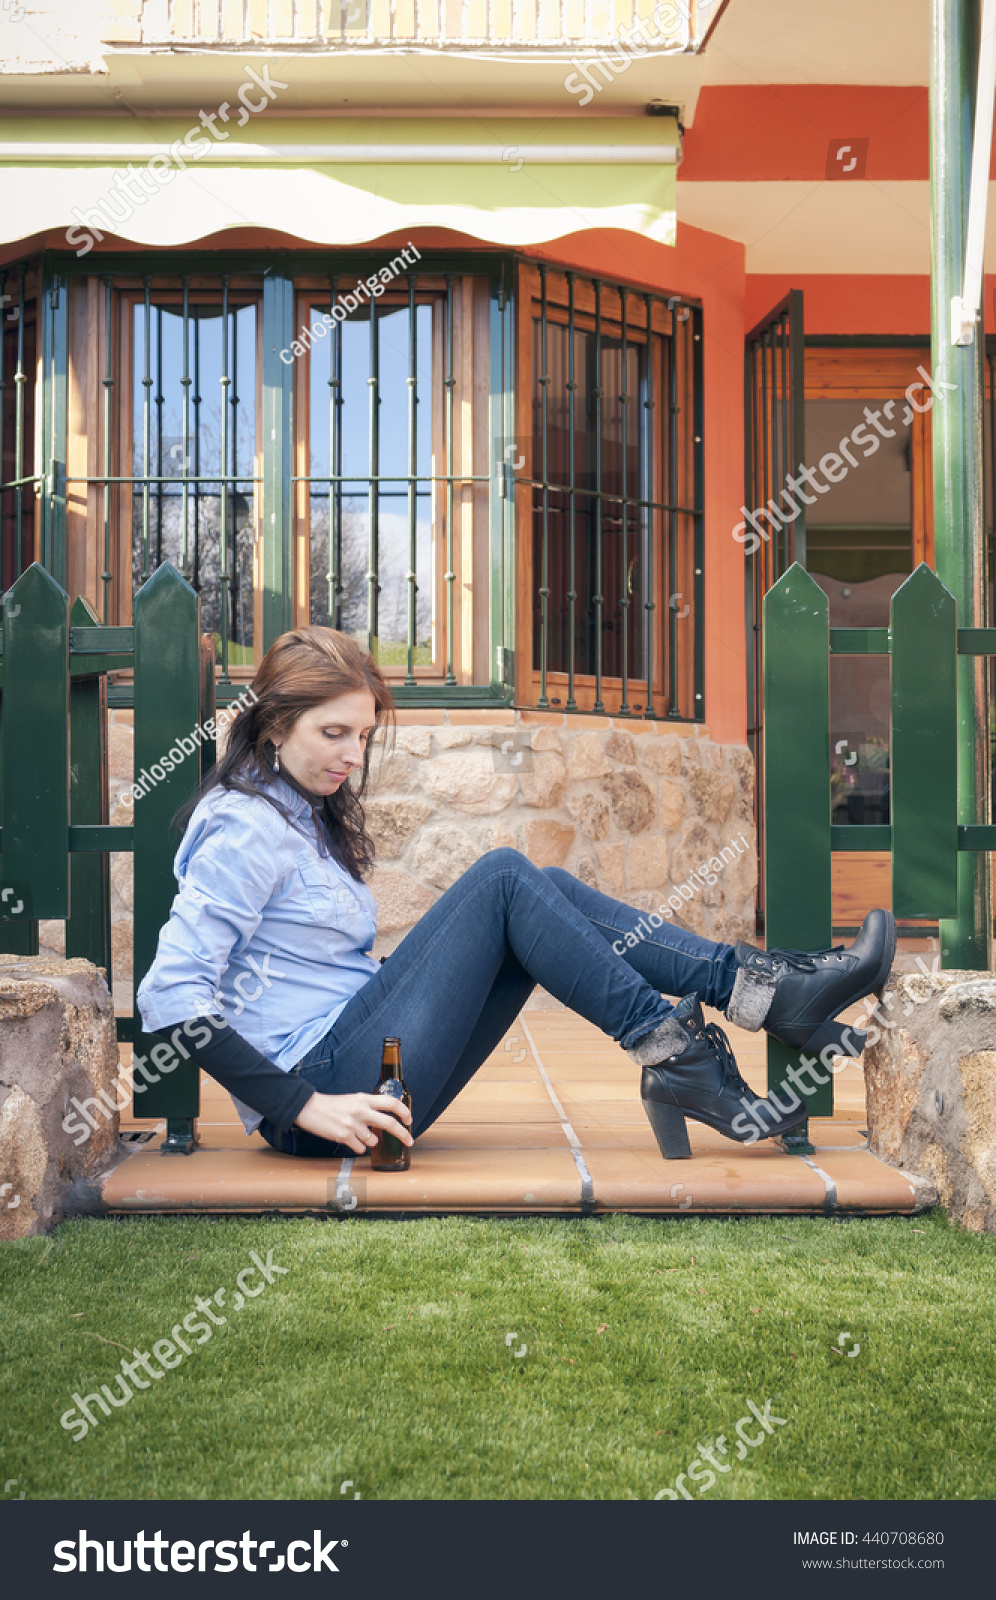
[[293, 1090, 414, 1154]]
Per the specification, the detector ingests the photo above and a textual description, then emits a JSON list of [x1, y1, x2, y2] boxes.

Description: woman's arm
[[179, 1015, 413, 1153], [180, 1015, 316, 1131]]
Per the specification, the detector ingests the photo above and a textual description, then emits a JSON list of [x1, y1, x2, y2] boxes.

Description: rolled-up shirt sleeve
[[137, 796, 287, 1034]]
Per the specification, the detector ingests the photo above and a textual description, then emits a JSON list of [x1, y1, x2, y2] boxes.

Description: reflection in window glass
[[805, 395, 914, 827], [307, 298, 434, 665], [131, 301, 257, 660]]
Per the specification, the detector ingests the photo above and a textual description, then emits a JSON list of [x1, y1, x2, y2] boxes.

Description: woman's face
[[273, 689, 377, 798]]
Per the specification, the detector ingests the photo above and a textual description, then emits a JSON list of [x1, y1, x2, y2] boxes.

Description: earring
[[273, 746, 280, 774]]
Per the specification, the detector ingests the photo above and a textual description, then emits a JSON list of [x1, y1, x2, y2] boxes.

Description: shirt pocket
[[298, 859, 365, 933]]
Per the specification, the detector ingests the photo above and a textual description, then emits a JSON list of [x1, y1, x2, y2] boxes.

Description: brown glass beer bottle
[[369, 1036, 412, 1171]]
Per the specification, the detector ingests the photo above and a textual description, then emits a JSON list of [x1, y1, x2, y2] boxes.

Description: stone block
[[576, 856, 598, 888], [596, 842, 625, 892], [111, 923, 133, 982], [567, 791, 610, 841], [523, 820, 575, 869], [567, 732, 611, 780], [432, 727, 474, 751], [365, 798, 433, 859], [603, 729, 636, 766], [110, 852, 134, 913], [708, 909, 755, 947], [368, 868, 437, 933], [410, 825, 480, 890], [396, 727, 433, 757], [671, 821, 719, 885], [638, 737, 682, 776], [485, 826, 520, 852], [657, 779, 686, 832], [419, 752, 518, 814], [530, 726, 563, 753], [519, 751, 568, 809], [107, 723, 134, 783], [600, 768, 655, 834], [0, 957, 120, 1238], [863, 970, 996, 1230], [368, 748, 412, 792], [626, 835, 668, 890], [688, 767, 737, 825]]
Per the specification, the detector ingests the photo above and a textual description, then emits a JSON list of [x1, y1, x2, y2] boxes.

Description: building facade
[[0, 0, 976, 978]]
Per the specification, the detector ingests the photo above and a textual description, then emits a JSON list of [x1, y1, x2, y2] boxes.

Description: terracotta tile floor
[[103, 997, 927, 1218]]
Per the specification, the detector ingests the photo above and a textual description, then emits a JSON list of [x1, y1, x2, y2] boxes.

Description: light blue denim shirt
[[136, 773, 380, 1134]]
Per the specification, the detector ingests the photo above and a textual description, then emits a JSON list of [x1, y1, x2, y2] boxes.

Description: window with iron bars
[[519, 263, 703, 719], [14, 251, 703, 717]]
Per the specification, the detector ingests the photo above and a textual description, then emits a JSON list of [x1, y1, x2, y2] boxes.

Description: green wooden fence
[[0, 560, 215, 1153], [763, 561, 994, 1149], [4, 555, 987, 1159]]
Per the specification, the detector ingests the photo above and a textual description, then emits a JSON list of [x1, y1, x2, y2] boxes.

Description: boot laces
[[767, 943, 847, 973], [701, 1020, 752, 1099]]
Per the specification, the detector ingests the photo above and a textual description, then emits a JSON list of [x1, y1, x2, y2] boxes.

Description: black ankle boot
[[628, 996, 809, 1159], [726, 908, 896, 1058]]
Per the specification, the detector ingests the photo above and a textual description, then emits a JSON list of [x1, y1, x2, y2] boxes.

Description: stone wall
[[361, 713, 757, 954], [40, 708, 757, 991], [864, 969, 996, 1234], [0, 957, 120, 1239]]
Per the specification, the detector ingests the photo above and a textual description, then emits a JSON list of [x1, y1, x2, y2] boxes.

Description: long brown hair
[[174, 626, 395, 880]]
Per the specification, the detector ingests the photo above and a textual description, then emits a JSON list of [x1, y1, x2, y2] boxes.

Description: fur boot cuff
[[625, 1014, 692, 1067], [726, 960, 776, 1032]]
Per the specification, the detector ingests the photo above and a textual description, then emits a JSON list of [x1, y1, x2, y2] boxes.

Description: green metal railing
[[0, 559, 218, 1153], [763, 560, 996, 1150]]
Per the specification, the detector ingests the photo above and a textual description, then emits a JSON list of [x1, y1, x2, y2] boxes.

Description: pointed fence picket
[[763, 561, 996, 1149], [0, 561, 213, 1152]]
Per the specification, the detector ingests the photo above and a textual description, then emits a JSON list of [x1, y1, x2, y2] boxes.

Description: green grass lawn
[[1, 1211, 993, 1502]]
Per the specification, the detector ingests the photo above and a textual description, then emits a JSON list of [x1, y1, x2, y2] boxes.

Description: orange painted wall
[[747, 273, 996, 337]]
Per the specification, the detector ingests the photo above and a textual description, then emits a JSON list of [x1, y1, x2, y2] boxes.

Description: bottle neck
[[380, 1052, 402, 1082]]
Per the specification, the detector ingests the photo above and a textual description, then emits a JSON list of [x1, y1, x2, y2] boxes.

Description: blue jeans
[[257, 849, 740, 1157]]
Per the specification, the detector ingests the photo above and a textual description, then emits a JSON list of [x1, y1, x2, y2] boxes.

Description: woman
[[137, 627, 895, 1163]]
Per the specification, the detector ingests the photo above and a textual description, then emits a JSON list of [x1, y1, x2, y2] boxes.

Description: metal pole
[[931, 0, 993, 968]]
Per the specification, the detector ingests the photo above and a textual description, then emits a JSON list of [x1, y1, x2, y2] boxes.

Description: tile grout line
[[798, 1155, 838, 1214], [518, 1015, 596, 1215]]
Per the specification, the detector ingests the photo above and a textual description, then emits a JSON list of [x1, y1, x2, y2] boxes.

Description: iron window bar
[[443, 274, 457, 686], [405, 271, 418, 686], [593, 276, 604, 713], [0, 264, 31, 593]]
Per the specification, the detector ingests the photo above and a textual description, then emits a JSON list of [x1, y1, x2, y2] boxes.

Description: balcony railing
[[101, 0, 709, 51]]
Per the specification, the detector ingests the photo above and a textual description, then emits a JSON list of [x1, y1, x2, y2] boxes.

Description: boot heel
[[642, 1096, 692, 1160], [802, 1016, 867, 1059]]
